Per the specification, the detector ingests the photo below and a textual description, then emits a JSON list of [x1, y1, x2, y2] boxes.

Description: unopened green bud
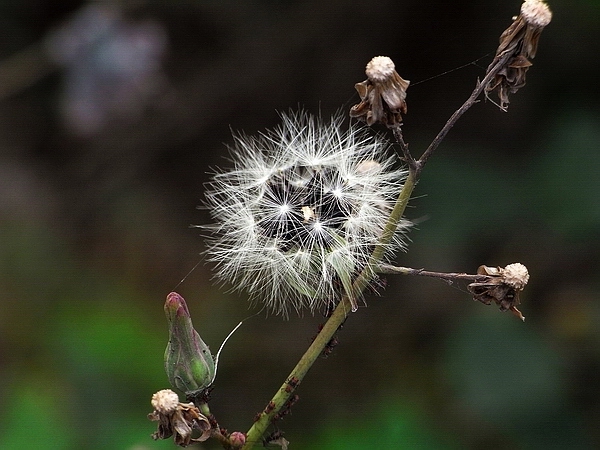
[[164, 292, 215, 397]]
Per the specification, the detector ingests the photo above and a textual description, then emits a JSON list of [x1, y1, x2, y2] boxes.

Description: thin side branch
[[391, 126, 417, 171], [414, 51, 513, 175], [379, 263, 529, 322], [378, 264, 489, 283]]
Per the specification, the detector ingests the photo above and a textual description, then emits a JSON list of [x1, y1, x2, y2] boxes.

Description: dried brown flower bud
[[501, 262, 530, 290], [350, 56, 409, 128], [148, 389, 212, 446], [485, 0, 552, 109], [151, 389, 180, 414], [467, 263, 530, 321]]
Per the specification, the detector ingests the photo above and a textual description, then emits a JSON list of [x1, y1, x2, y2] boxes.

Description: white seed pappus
[[204, 111, 410, 315]]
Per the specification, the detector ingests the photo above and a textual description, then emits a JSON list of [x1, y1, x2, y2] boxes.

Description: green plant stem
[[352, 169, 417, 296], [242, 294, 353, 448], [196, 402, 232, 448], [240, 53, 511, 449]]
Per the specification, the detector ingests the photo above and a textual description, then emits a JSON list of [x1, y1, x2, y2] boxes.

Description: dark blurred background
[[1, 1, 598, 449]]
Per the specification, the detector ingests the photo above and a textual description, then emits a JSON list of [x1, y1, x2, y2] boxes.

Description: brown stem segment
[[415, 52, 512, 175], [378, 264, 489, 283]]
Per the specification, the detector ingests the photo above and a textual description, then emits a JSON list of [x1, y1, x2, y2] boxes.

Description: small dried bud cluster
[[468, 263, 530, 321], [485, 0, 552, 109], [350, 56, 409, 128], [148, 389, 212, 446]]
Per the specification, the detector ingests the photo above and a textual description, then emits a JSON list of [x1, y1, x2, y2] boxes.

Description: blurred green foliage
[[304, 402, 459, 450], [533, 110, 600, 238]]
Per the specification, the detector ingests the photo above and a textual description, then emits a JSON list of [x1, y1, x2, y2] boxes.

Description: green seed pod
[[163, 292, 215, 397]]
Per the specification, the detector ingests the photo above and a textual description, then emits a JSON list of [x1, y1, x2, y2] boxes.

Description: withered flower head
[[149, 389, 212, 446], [467, 263, 530, 321], [350, 56, 410, 128], [485, 0, 552, 109]]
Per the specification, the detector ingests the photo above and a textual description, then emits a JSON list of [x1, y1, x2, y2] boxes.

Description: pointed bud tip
[[166, 292, 184, 306], [165, 292, 190, 317]]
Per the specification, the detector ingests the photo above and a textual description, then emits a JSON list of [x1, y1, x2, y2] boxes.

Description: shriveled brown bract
[[485, 0, 552, 109]]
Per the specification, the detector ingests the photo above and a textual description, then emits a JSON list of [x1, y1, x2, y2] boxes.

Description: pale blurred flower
[[45, 4, 167, 135]]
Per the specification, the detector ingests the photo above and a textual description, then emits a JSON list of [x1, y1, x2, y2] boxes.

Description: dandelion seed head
[[204, 111, 410, 315]]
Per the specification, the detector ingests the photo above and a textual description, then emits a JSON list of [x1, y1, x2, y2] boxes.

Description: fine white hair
[[204, 111, 410, 315]]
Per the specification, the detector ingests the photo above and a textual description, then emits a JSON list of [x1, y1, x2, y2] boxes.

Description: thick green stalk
[[242, 294, 353, 448]]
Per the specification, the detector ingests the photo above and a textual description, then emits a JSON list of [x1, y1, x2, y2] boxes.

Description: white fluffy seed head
[[521, 0, 552, 28], [204, 111, 410, 315]]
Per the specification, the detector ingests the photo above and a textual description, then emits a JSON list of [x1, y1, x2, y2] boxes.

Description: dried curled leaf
[[264, 431, 290, 450]]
